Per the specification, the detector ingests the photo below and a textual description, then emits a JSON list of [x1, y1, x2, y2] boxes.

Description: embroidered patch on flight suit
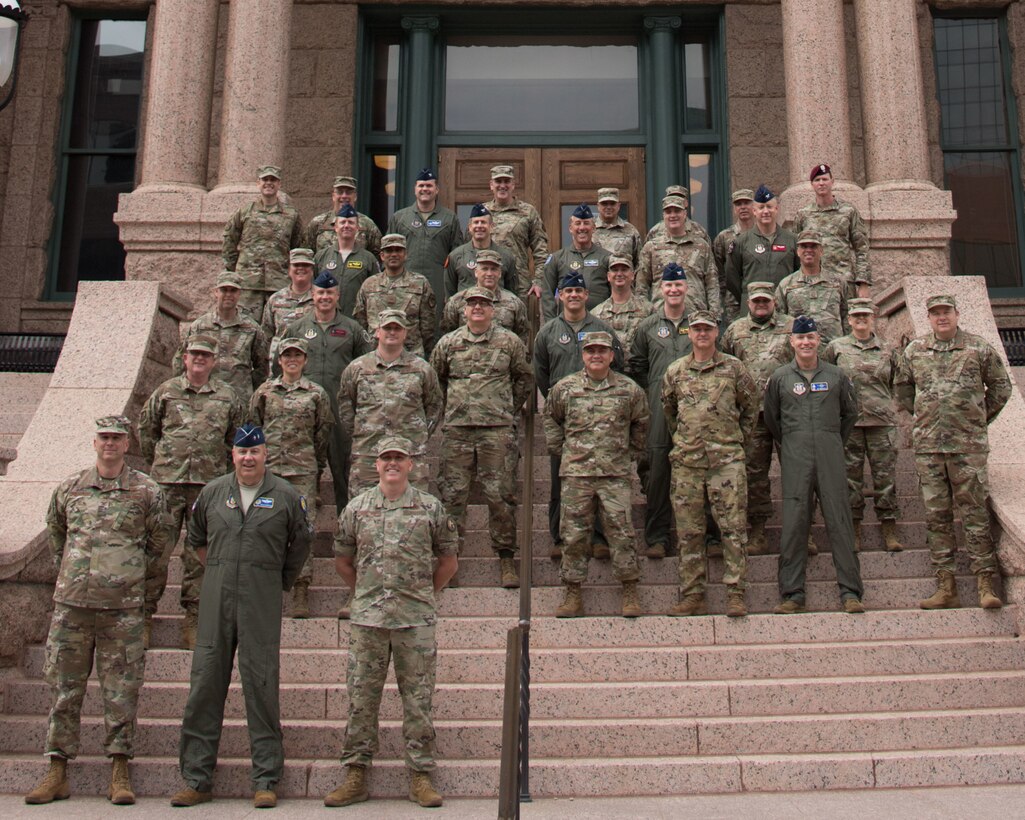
[[810, 382, 829, 392], [793, 383, 807, 395], [254, 497, 275, 509]]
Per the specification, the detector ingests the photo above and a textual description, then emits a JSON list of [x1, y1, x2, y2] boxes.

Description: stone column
[[398, 15, 440, 204], [644, 16, 682, 208]]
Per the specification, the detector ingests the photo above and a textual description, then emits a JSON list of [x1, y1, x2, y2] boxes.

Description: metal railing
[[0, 333, 65, 372], [498, 293, 541, 819], [999, 328, 1025, 366]]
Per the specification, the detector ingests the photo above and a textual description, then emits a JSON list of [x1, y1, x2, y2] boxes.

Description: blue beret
[[313, 270, 338, 289], [233, 424, 266, 447], [754, 184, 775, 203], [336, 203, 357, 219], [416, 168, 437, 182], [559, 271, 587, 290], [469, 203, 491, 219], [571, 203, 594, 220], [661, 262, 687, 282], [792, 315, 818, 334]]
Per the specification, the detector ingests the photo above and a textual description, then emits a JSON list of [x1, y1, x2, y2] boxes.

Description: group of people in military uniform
[[25, 160, 1014, 809]]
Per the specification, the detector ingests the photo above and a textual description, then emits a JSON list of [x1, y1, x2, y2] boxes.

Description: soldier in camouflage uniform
[[794, 163, 871, 300], [313, 203, 379, 318], [431, 288, 533, 589], [25, 416, 170, 806], [726, 185, 799, 310], [354, 233, 437, 357], [325, 436, 458, 809], [484, 164, 549, 298], [713, 189, 756, 325], [643, 185, 712, 245], [823, 298, 903, 553], [592, 254, 655, 352], [445, 203, 519, 298], [174, 271, 270, 404], [538, 203, 612, 321], [662, 311, 759, 617], [544, 332, 648, 618], [249, 337, 333, 618], [720, 282, 794, 554], [387, 167, 463, 319], [305, 175, 382, 257], [593, 187, 642, 268], [222, 165, 304, 316], [894, 294, 1012, 610], [775, 229, 848, 345], [442, 247, 529, 345], [140, 334, 245, 649], [638, 194, 720, 318], [261, 248, 316, 362]]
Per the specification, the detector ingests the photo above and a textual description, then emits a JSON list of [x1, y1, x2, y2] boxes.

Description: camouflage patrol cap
[[186, 334, 218, 354], [278, 337, 309, 355], [608, 254, 633, 269], [289, 248, 315, 266], [95, 415, 132, 435], [848, 298, 876, 315], [747, 281, 775, 300], [580, 331, 614, 349], [597, 187, 620, 203], [377, 435, 413, 457], [381, 233, 406, 249], [463, 286, 495, 303], [257, 165, 281, 179], [688, 310, 718, 328], [491, 165, 515, 179], [216, 270, 243, 289], [665, 185, 690, 198], [732, 189, 756, 203], [377, 308, 410, 328], [662, 195, 687, 210], [926, 294, 958, 310], [333, 175, 357, 189], [796, 229, 823, 246], [474, 248, 502, 266]]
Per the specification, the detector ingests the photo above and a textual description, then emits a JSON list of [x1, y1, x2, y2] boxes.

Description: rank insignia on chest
[[427, 219, 442, 228], [772, 244, 787, 252], [793, 382, 807, 396], [326, 261, 338, 270], [558, 332, 571, 344], [226, 495, 238, 509], [412, 220, 422, 228], [570, 261, 581, 270], [330, 328, 348, 337], [754, 244, 766, 254], [304, 329, 317, 339], [254, 497, 275, 509], [658, 326, 670, 338], [810, 382, 829, 392]]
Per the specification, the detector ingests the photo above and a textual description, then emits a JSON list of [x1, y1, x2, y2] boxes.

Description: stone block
[[740, 753, 875, 791]]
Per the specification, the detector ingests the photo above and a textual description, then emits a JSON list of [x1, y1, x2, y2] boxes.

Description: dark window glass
[[934, 18, 1008, 147], [683, 39, 713, 131], [368, 153, 398, 228], [371, 37, 400, 132], [686, 152, 714, 230]]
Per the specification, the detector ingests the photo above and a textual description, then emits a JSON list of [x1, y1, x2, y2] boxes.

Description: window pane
[[945, 151, 1021, 288], [368, 154, 398, 229], [687, 152, 715, 232], [55, 155, 135, 293], [371, 37, 400, 132], [445, 36, 639, 132], [934, 18, 1008, 147], [684, 39, 713, 130], [67, 20, 146, 150]]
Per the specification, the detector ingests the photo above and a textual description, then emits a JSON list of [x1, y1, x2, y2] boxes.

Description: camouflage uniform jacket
[[894, 328, 1012, 454], [313, 246, 379, 317], [661, 350, 759, 468], [444, 240, 519, 299], [47, 465, 171, 610], [249, 376, 333, 476], [592, 292, 655, 352], [430, 324, 533, 428], [720, 312, 795, 395], [483, 197, 549, 295], [823, 333, 899, 427], [441, 285, 529, 346], [176, 310, 270, 401], [637, 231, 720, 318], [533, 313, 624, 397], [306, 209, 382, 257], [594, 216, 642, 268], [282, 310, 374, 403], [725, 225, 799, 309], [353, 269, 437, 356], [626, 309, 694, 447], [539, 244, 612, 322], [544, 369, 649, 477], [774, 270, 848, 344], [338, 350, 443, 459], [262, 286, 313, 344], [140, 375, 245, 485], [222, 199, 304, 293], [335, 484, 459, 629], [645, 217, 711, 245], [793, 198, 871, 291]]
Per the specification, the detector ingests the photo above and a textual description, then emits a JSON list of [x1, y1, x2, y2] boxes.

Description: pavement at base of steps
[[4, 784, 1025, 819]]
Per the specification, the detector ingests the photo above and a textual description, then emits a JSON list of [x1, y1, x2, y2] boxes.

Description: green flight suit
[[387, 204, 463, 319], [725, 226, 798, 312], [539, 244, 612, 322], [179, 470, 312, 793], [312, 246, 379, 318], [444, 240, 519, 299], [764, 358, 863, 605]]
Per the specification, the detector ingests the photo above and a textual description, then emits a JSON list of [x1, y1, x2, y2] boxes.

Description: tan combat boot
[[774, 598, 807, 615], [323, 764, 369, 807], [880, 520, 904, 552], [621, 580, 642, 618], [108, 754, 135, 805], [180, 608, 198, 650], [853, 521, 862, 553], [409, 771, 443, 807], [725, 586, 747, 618], [500, 557, 519, 589], [747, 520, 767, 556], [668, 593, 706, 617], [978, 573, 1003, 610], [292, 581, 311, 619], [919, 570, 961, 610], [24, 756, 69, 804], [253, 789, 277, 808], [644, 542, 667, 559], [807, 534, 818, 555], [555, 583, 583, 618], [170, 786, 213, 807]]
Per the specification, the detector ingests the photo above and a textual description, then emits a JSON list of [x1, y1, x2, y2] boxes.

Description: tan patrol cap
[[732, 189, 755, 203], [377, 309, 410, 328], [926, 294, 958, 310], [377, 435, 413, 457], [333, 175, 357, 189], [278, 337, 309, 355], [474, 248, 502, 266], [463, 286, 495, 303], [608, 254, 633, 269], [491, 165, 515, 179], [381, 233, 406, 249], [257, 165, 281, 179], [688, 310, 718, 328], [662, 195, 687, 210], [580, 331, 614, 349], [665, 185, 690, 198], [796, 229, 823, 245], [186, 334, 218, 355], [597, 187, 620, 203], [95, 415, 132, 435], [848, 298, 876, 315], [289, 248, 315, 266], [216, 271, 243, 289], [747, 282, 775, 300]]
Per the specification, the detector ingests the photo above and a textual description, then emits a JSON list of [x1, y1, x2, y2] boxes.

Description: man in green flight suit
[[171, 424, 312, 810]]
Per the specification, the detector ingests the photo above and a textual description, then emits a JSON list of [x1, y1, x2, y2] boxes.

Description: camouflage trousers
[[559, 476, 639, 584], [282, 473, 318, 584], [437, 425, 517, 555], [671, 459, 748, 595], [341, 624, 437, 772], [43, 603, 145, 759], [348, 455, 431, 501], [149, 482, 203, 616], [915, 451, 997, 575], [745, 417, 775, 522], [846, 426, 900, 520]]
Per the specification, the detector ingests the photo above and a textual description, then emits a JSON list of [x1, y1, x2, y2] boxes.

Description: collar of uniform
[[181, 375, 216, 394], [567, 245, 598, 257], [753, 227, 779, 243], [370, 483, 418, 508], [595, 217, 625, 229], [787, 357, 825, 379], [812, 197, 841, 212], [273, 375, 309, 391], [744, 312, 783, 330], [374, 349, 409, 368], [232, 471, 273, 500], [558, 312, 596, 330], [795, 270, 831, 285], [82, 464, 130, 491], [685, 350, 722, 371], [211, 312, 244, 329], [314, 309, 347, 327], [254, 199, 283, 214], [850, 333, 881, 350], [583, 372, 613, 390], [657, 307, 688, 326], [484, 198, 521, 213], [927, 328, 965, 351], [382, 268, 411, 282]]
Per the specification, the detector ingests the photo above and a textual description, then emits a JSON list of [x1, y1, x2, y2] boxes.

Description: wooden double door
[[439, 147, 646, 256]]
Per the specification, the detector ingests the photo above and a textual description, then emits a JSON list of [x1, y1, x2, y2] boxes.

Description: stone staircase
[[3, 430, 1025, 799]]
